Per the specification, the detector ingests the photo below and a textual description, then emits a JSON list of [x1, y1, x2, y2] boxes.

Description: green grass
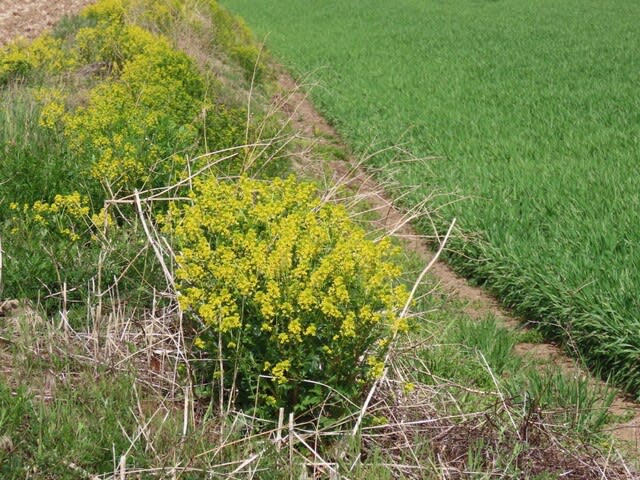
[[0, 0, 282, 307], [0, 321, 285, 479], [0, 269, 622, 478], [220, 0, 640, 397], [0, 85, 85, 208], [410, 302, 615, 435]]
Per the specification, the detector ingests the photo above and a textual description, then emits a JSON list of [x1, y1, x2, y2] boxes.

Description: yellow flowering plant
[[0, 34, 73, 86], [1, 0, 267, 309], [63, 29, 204, 194], [4, 191, 164, 314], [4, 194, 100, 306], [164, 175, 409, 416]]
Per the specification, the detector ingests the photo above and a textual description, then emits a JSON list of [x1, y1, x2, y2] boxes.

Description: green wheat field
[[221, 0, 640, 396]]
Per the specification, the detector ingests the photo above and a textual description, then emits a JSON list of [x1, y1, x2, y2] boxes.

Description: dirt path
[[276, 71, 640, 450]]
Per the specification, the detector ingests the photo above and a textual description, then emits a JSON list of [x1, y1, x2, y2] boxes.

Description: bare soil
[[0, 0, 93, 46]]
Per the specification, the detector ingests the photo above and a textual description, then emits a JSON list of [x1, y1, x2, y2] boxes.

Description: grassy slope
[[220, 0, 640, 395]]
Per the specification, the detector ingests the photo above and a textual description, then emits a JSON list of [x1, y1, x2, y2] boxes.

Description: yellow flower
[[297, 288, 315, 311], [277, 332, 290, 344], [340, 312, 357, 338], [39, 100, 66, 130], [271, 360, 291, 384], [367, 356, 385, 379], [166, 175, 409, 408], [287, 318, 302, 338]]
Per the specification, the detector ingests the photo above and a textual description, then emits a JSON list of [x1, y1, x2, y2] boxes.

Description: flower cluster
[[2, 0, 262, 309], [0, 35, 73, 85], [36, 88, 67, 131], [10, 193, 94, 242], [5, 187, 154, 313], [4, 193, 107, 307], [74, 15, 156, 71], [164, 176, 408, 414], [62, 30, 204, 193]]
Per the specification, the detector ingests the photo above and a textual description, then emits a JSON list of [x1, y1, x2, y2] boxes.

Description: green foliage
[[0, 314, 299, 478], [73, 21, 155, 71], [209, 0, 266, 82], [0, 1, 628, 475], [2, 193, 159, 314], [0, 371, 151, 478], [164, 175, 408, 416], [0, 35, 73, 86], [0, 43, 31, 85], [74, 0, 184, 69], [0, 0, 269, 307], [452, 316, 519, 376], [65, 3, 205, 195], [0, 384, 31, 474], [407, 294, 616, 436], [4, 194, 95, 299], [222, 0, 640, 398], [0, 87, 80, 209], [506, 368, 615, 434], [202, 103, 247, 154], [128, 0, 184, 34], [63, 36, 204, 194], [416, 315, 520, 394], [81, 0, 128, 23], [51, 12, 95, 41]]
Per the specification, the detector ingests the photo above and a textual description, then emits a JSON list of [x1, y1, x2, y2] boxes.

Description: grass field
[[221, 0, 640, 396]]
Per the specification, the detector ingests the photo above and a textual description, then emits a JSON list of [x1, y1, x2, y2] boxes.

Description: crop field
[[221, 0, 640, 395]]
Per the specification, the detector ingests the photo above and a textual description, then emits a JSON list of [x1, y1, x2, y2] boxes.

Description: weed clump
[[0, 0, 264, 306], [209, 1, 266, 82], [0, 35, 73, 86], [163, 175, 409, 416], [63, 37, 204, 193]]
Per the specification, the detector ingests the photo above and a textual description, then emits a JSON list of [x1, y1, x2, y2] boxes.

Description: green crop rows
[[221, 0, 640, 397]]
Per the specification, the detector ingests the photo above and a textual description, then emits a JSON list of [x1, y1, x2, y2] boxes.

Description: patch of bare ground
[[275, 69, 640, 455], [0, 0, 95, 46]]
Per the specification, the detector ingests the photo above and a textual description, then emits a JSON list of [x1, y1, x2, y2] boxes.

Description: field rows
[[221, 0, 640, 396]]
